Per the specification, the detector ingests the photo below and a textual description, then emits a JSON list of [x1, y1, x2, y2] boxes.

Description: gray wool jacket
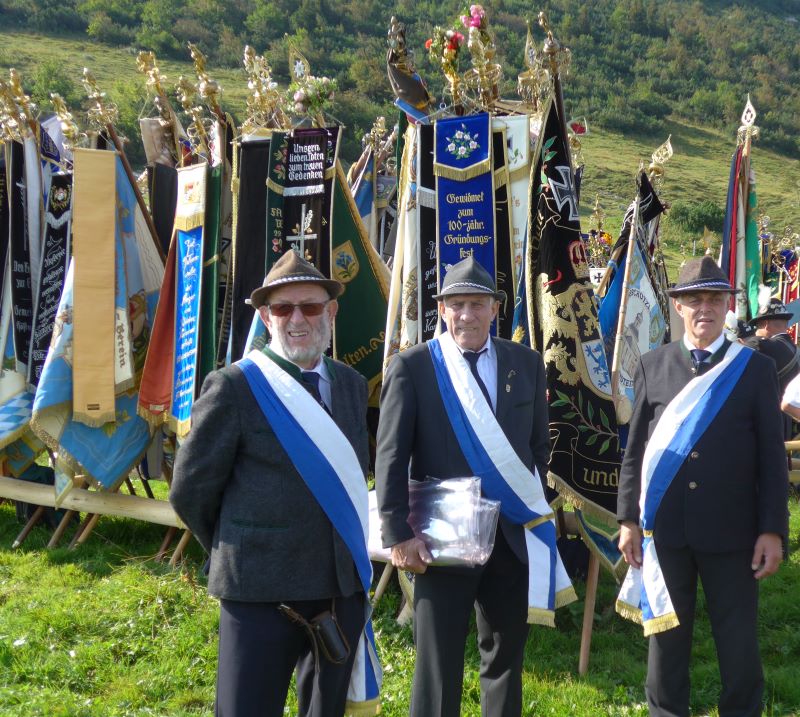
[[170, 350, 370, 602]]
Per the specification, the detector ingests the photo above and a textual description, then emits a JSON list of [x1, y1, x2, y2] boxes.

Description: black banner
[[229, 138, 271, 363], [417, 123, 438, 342], [8, 141, 33, 372], [493, 129, 515, 339], [28, 173, 72, 386], [147, 163, 178, 257]]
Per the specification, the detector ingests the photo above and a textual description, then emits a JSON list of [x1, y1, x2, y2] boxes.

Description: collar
[[451, 334, 494, 359], [263, 345, 333, 382], [682, 332, 726, 356]]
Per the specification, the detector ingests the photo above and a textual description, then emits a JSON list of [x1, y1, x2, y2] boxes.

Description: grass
[[0, 494, 798, 716]]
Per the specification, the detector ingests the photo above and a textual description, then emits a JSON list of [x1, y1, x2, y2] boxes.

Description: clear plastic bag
[[407, 477, 500, 566]]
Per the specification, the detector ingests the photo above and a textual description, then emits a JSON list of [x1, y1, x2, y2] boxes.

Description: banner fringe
[[433, 157, 491, 181]]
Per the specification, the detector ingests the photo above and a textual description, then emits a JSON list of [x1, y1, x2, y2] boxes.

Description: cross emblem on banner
[[286, 203, 317, 260], [549, 165, 579, 221]]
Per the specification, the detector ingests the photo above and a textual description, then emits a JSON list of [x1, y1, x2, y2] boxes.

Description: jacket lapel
[[494, 338, 514, 424]]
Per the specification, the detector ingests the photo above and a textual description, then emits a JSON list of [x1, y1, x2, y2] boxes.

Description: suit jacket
[[170, 353, 370, 602], [375, 336, 550, 562], [617, 340, 789, 552]]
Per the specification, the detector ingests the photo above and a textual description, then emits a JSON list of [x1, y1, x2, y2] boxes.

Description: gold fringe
[[615, 600, 643, 625], [72, 410, 117, 429], [433, 157, 491, 181], [169, 415, 192, 440], [325, 166, 335, 179], [546, 472, 618, 527], [527, 607, 555, 627], [574, 518, 628, 583], [203, 254, 220, 268], [136, 404, 169, 430], [344, 698, 381, 716], [509, 165, 530, 183], [266, 177, 284, 195], [643, 612, 680, 637], [512, 325, 526, 344], [174, 212, 205, 232], [524, 513, 554, 530], [555, 586, 578, 608], [494, 169, 508, 189]]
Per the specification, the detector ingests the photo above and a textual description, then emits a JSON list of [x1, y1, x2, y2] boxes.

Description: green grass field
[[0, 495, 798, 716]]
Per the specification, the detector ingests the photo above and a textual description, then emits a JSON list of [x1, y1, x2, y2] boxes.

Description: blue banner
[[170, 225, 204, 436], [434, 114, 496, 327]]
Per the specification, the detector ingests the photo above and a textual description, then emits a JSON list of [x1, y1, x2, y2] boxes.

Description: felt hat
[[432, 256, 506, 302], [666, 256, 737, 297], [748, 297, 793, 325], [248, 251, 343, 308]]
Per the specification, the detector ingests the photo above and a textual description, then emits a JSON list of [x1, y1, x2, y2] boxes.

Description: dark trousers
[[410, 530, 530, 717], [215, 592, 366, 717], [646, 544, 763, 717]]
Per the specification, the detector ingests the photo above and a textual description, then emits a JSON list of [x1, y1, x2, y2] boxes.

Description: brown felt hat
[[666, 256, 738, 297], [247, 251, 343, 308], [748, 298, 793, 325]]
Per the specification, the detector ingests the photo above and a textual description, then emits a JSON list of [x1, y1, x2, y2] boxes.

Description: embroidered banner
[[283, 130, 327, 267], [7, 141, 34, 375], [23, 137, 43, 308], [28, 172, 72, 387], [331, 162, 390, 400], [71, 148, 116, 426], [32, 156, 160, 499], [264, 131, 289, 272], [493, 115, 531, 280], [0, 148, 8, 314], [170, 163, 206, 437], [434, 113, 496, 330], [527, 99, 621, 526]]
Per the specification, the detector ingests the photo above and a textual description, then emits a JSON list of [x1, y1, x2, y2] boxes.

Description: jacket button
[[690, 451, 699, 459], [688, 481, 698, 490]]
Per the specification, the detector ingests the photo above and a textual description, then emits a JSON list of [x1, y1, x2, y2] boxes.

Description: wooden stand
[[578, 553, 600, 675]]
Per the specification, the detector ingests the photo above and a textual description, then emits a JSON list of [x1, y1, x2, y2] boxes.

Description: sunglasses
[[267, 300, 330, 318]]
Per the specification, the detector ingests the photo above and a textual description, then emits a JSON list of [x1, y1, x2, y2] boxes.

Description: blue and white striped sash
[[238, 350, 380, 714], [428, 333, 576, 625], [616, 341, 752, 635]]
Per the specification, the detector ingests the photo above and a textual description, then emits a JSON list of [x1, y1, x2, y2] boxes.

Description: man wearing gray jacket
[[171, 251, 370, 717]]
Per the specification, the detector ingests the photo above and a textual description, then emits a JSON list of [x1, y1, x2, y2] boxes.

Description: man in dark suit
[[750, 298, 799, 439], [617, 256, 789, 717], [375, 257, 553, 717], [170, 251, 371, 717]]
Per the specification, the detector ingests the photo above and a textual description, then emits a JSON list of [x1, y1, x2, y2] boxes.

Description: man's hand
[[618, 521, 643, 569], [390, 537, 433, 574], [751, 532, 783, 580]]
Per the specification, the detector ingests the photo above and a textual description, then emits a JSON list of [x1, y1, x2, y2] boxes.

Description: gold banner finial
[[648, 135, 673, 188], [50, 93, 85, 153], [175, 75, 209, 157], [7, 69, 37, 132], [737, 95, 760, 146], [188, 43, 223, 117], [81, 68, 119, 130], [241, 45, 287, 133], [517, 19, 550, 111], [461, 5, 503, 111]]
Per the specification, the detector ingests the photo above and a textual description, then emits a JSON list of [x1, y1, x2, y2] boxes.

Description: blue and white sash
[[616, 342, 752, 635], [237, 350, 381, 715], [428, 332, 577, 626]]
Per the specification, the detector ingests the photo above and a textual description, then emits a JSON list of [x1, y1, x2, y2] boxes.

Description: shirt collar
[[264, 344, 330, 382], [453, 335, 494, 358], [682, 332, 725, 356]]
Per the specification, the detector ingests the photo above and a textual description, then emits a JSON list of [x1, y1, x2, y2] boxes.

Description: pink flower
[[470, 4, 485, 17], [453, 31, 465, 45], [460, 14, 469, 28], [469, 15, 482, 27]]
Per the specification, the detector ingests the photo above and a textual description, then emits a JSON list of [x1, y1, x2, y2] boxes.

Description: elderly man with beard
[[171, 251, 372, 717]]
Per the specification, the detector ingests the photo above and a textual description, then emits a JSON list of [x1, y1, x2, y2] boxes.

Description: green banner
[[330, 161, 390, 402]]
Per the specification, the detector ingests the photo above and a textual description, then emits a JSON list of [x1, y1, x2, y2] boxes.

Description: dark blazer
[[617, 340, 789, 552], [375, 336, 550, 561], [170, 354, 370, 603]]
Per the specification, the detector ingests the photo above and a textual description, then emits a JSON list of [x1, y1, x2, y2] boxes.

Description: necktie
[[690, 348, 711, 375], [300, 371, 329, 413], [463, 349, 493, 411]]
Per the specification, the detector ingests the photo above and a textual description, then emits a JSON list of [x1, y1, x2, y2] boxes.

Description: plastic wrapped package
[[407, 477, 500, 566]]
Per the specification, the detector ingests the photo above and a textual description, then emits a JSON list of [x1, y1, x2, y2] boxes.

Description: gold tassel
[[433, 157, 491, 181], [615, 600, 643, 625], [344, 697, 381, 716], [527, 607, 556, 627], [173, 212, 205, 232], [643, 612, 680, 637], [555, 586, 579, 608]]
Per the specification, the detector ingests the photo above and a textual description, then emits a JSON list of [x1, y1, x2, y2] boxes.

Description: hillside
[[2, 0, 800, 268]]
